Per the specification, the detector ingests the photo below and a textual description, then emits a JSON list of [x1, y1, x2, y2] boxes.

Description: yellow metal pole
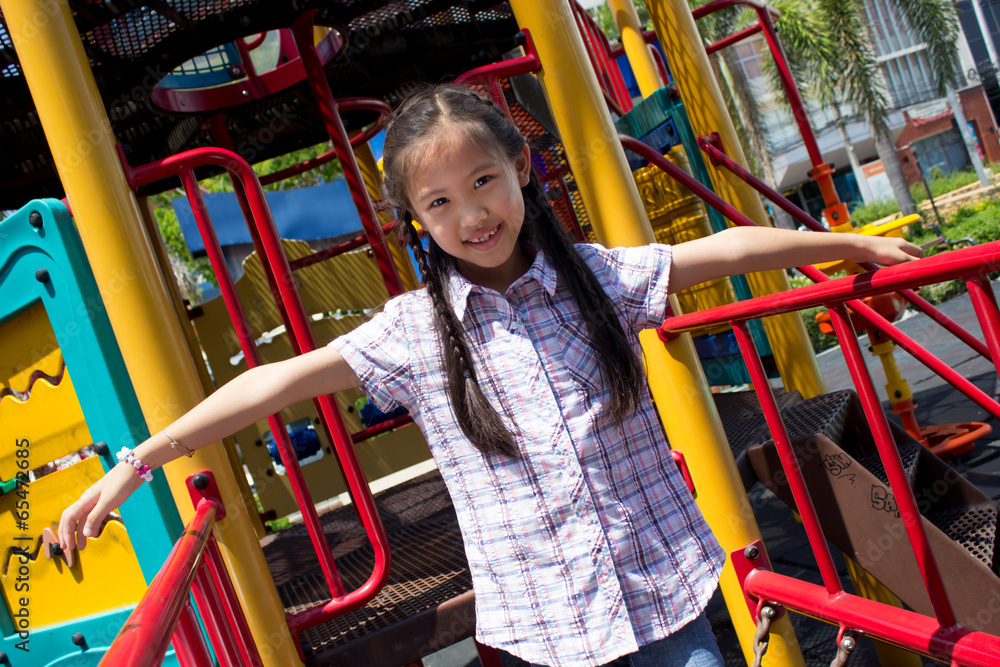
[[354, 142, 419, 291], [645, 0, 826, 400], [607, 0, 664, 98], [2, 2, 302, 663], [505, 1, 805, 664]]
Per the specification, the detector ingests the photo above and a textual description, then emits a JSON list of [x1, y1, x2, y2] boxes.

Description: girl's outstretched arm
[[57, 346, 360, 552], [669, 226, 923, 293]]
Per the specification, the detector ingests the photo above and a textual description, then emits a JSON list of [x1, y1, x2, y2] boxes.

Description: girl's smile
[[407, 130, 533, 293], [465, 222, 502, 247]]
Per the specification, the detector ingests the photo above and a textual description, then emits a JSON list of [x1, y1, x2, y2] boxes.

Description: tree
[[689, 0, 964, 221]]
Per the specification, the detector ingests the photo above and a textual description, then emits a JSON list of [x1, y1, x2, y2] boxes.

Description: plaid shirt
[[332, 244, 724, 667]]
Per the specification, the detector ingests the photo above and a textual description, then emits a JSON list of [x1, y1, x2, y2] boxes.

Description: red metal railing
[[697, 135, 994, 362], [659, 244, 1000, 665], [121, 145, 393, 648], [692, 0, 850, 226], [290, 13, 404, 297], [101, 472, 262, 667], [571, 0, 633, 116], [620, 128, 1000, 662], [620, 135, 1000, 420]]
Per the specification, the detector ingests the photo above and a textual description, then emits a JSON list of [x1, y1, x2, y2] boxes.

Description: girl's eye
[[474, 175, 492, 188], [429, 197, 448, 208]]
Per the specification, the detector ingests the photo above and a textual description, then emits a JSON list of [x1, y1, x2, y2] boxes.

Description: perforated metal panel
[[0, 0, 521, 207], [264, 470, 473, 655]]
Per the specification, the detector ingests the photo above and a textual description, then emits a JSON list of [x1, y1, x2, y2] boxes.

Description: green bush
[[849, 198, 900, 225], [800, 305, 839, 354], [910, 166, 981, 203], [901, 197, 1000, 305]]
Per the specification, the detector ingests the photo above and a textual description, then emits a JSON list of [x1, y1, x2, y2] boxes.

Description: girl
[[59, 85, 922, 667]]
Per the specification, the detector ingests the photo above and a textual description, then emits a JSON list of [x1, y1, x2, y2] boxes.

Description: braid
[[399, 215, 518, 457], [521, 175, 643, 421]]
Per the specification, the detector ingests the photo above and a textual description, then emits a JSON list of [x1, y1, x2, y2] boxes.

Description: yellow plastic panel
[[1, 302, 62, 397], [0, 371, 90, 481], [0, 457, 146, 627]]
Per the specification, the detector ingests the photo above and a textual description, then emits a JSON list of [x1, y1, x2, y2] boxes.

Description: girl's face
[[407, 129, 532, 292]]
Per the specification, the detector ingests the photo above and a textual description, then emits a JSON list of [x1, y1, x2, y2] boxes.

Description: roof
[[0, 0, 520, 209]]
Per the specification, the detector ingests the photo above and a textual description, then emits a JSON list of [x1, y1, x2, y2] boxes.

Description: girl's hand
[[854, 235, 924, 266], [58, 462, 143, 552]]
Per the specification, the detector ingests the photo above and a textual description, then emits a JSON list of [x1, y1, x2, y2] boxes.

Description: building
[[732, 0, 1000, 222]]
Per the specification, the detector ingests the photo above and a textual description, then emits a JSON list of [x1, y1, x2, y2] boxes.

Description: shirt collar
[[445, 248, 558, 322]]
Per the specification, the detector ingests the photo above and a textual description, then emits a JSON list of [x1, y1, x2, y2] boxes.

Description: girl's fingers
[[82, 505, 107, 542]]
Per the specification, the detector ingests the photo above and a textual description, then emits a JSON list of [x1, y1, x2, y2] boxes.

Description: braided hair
[[382, 84, 643, 457]]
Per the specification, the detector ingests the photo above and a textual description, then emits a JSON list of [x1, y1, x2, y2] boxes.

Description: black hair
[[382, 84, 643, 457]]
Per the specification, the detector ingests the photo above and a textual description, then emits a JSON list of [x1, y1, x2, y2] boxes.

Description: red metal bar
[[351, 414, 414, 443], [204, 537, 264, 667], [692, 0, 843, 215], [455, 30, 541, 89], [257, 98, 392, 186], [573, 1, 632, 112], [123, 146, 393, 634], [290, 13, 404, 297], [101, 501, 217, 666], [206, 118, 300, 356], [705, 24, 764, 55], [649, 45, 671, 86], [620, 135, 1000, 420], [177, 167, 346, 596], [732, 321, 844, 593], [743, 569, 1000, 667], [826, 303, 956, 625], [192, 561, 241, 667], [968, 276, 1000, 380], [570, 2, 630, 115], [691, 0, 777, 18], [698, 136, 994, 361], [288, 220, 398, 271], [170, 602, 215, 667], [658, 242, 1000, 329]]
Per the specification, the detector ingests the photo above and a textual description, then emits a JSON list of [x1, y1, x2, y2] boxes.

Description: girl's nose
[[460, 205, 489, 228]]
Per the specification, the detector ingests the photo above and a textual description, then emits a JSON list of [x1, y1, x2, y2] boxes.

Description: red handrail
[[619, 135, 1000, 421], [290, 14, 405, 297], [692, 0, 849, 224], [120, 145, 393, 645], [657, 247, 1000, 661], [697, 136, 995, 363], [100, 474, 263, 667]]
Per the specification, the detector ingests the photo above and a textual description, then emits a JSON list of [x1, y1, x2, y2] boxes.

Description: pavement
[[430, 278, 1000, 667]]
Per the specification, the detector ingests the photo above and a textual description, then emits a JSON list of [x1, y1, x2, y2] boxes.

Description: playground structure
[[1, 1, 1000, 667]]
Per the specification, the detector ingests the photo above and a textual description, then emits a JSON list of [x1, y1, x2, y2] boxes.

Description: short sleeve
[[578, 243, 673, 332], [329, 295, 414, 412]]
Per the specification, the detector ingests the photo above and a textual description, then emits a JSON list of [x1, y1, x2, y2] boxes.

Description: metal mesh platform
[[262, 469, 476, 661], [711, 388, 804, 489]]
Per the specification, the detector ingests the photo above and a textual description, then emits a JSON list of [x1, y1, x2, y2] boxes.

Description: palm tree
[[692, 0, 966, 220]]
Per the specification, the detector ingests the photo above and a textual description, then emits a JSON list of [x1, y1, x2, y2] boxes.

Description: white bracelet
[[116, 447, 154, 483]]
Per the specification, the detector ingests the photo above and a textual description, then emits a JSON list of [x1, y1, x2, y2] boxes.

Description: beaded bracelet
[[162, 428, 194, 458], [116, 447, 154, 483]]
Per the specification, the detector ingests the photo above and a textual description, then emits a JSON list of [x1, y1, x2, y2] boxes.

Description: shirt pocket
[[554, 323, 605, 393]]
